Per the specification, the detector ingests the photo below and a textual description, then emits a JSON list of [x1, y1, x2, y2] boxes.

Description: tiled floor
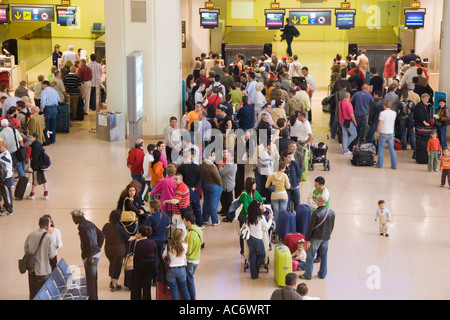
[[1, 91, 449, 300]]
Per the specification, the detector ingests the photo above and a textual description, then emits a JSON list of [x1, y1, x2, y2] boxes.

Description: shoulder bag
[[120, 198, 138, 235], [19, 232, 47, 274], [123, 240, 137, 271], [313, 208, 330, 230], [13, 130, 27, 162], [339, 102, 351, 128]]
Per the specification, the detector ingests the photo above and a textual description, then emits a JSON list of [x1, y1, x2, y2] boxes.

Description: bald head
[[316, 194, 327, 206]]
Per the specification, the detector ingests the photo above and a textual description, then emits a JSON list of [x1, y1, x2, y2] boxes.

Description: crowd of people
[[20, 46, 448, 301]]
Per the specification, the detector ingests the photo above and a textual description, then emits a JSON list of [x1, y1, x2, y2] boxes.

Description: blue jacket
[[77, 217, 104, 260], [285, 160, 302, 189]]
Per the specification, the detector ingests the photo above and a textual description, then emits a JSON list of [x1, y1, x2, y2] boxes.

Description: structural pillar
[[105, 0, 183, 137]]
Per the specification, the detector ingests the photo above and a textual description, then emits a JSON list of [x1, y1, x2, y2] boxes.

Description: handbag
[[18, 232, 47, 274], [120, 198, 138, 235], [123, 240, 137, 271], [13, 130, 27, 162], [240, 222, 250, 240]]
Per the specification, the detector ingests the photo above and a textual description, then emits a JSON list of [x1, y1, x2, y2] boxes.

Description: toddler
[[374, 200, 391, 237], [427, 130, 441, 172], [291, 240, 307, 270], [296, 283, 320, 300], [440, 147, 450, 188]]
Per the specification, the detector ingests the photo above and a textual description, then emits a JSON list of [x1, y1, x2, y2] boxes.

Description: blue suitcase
[[295, 204, 312, 236], [276, 210, 296, 242], [56, 105, 70, 133]]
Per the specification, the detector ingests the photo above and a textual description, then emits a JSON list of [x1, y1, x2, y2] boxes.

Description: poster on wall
[[10, 4, 55, 22]]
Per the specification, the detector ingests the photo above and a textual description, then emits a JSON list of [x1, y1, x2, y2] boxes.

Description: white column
[[440, 0, 450, 92], [105, 0, 182, 136]]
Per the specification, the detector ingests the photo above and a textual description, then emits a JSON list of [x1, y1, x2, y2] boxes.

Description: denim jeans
[[44, 105, 58, 144], [377, 133, 398, 169], [186, 262, 199, 300], [247, 236, 266, 279], [189, 187, 203, 227], [271, 198, 288, 225], [355, 114, 368, 145], [341, 123, 357, 153], [330, 115, 340, 138], [83, 257, 99, 300], [366, 122, 378, 144], [286, 188, 300, 211], [303, 238, 329, 280], [165, 267, 191, 300], [201, 182, 223, 224], [437, 125, 448, 149], [399, 121, 416, 150]]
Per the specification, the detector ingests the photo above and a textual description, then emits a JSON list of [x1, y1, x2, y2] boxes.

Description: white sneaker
[[344, 151, 353, 155], [40, 195, 49, 200], [26, 195, 35, 200], [213, 221, 221, 226]]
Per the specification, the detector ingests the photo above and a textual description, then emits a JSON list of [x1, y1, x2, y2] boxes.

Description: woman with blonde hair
[[162, 228, 191, 300]]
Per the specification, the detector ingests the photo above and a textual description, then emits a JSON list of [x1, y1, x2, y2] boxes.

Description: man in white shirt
[[0, 140, 14, 215], [164, 117, 182, 163], [289, 55, 303, 81], [376, 100, 398, 169], [0, 119, 25, 178], [194, 83, 206, 105], [60, 45, 77, 67], [87, 54, 103, 111], [142, 143, 156, 197], [296, 111, 313, 147], [356, 50, 370, 75]]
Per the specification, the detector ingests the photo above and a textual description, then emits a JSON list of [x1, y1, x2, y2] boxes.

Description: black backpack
[[0, 160, 7, 181]]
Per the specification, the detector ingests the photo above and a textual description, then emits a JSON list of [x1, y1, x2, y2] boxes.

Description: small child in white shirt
[[291, 240, 307, 270], [374, 200, 392, 237], [297, 283, 320, 300]]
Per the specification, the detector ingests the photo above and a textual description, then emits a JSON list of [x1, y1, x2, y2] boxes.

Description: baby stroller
[[309, 136, 330, 171], [243, 206, 275, 273]]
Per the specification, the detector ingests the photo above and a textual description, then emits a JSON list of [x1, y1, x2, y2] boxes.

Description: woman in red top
[[339, 92, 358, 154]]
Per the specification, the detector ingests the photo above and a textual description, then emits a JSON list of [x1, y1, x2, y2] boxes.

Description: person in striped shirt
[[87, 54, 103, 112], [164, 172, 190, 233]]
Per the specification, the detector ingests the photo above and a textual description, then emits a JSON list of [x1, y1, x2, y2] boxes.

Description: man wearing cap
[[0, 118, 26, 178], [71, 208, 104, 300], [40, 81, 60, 145]]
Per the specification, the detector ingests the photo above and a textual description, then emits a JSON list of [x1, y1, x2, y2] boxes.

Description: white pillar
[[105, 0, 182, 136], [440, 0, 450, 92]]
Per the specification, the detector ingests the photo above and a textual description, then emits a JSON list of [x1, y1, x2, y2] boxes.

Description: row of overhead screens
[[0, 4, 77, 27], [199, 1, 427, 30]]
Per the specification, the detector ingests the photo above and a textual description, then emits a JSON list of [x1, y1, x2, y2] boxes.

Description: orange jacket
[[427, 138, 441, 152], [441, 155, 450, 170], [149, 162, 164, 186]]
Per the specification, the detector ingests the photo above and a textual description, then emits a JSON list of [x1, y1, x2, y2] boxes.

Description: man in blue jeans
[[352, 84, 374, 144], [40, 81, 61, 145], [183, 212, 203, 300], [376, 100, 398, 169], [300, 195, 335, 280]]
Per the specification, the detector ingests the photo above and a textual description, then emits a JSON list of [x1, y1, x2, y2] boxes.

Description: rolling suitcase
[[76, 97, 85, 121], [284, 233, 306, 254], [295, 204, 312, 236], [156, 281, 181, 300], [15, 175, 29, 200], [415, 138, 428, 164], [274, 245, 292, 287], [276, 210, 296, 243], [56, 105, 70, 133]]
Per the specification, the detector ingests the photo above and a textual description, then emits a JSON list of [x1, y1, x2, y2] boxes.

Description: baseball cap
[[1, 119, 8, 127]]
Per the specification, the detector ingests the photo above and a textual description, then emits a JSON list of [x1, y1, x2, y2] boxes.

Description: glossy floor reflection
[[0, 91, 449, 300]]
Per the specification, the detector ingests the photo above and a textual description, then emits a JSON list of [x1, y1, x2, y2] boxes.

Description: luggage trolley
[[309, 136, 331, 171]]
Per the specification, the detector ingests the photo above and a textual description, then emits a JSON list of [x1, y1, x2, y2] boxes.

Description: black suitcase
[[76, 97, 85, 121], [56, 105, 70, 133], [15, 175, 29, 200], [351, 150, 375, 166], [415, 138, 428, 164]]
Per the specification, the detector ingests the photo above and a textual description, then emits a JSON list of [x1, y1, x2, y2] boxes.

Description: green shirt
[[239, 191, 263, 217], [230, 89, 242, 109], [184, 225, 204, 263]]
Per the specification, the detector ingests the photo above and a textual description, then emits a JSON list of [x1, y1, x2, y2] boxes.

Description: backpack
[[40, 149, 51, 171]]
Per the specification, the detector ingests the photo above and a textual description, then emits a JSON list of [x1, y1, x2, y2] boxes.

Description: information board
[[11, 5, 55, 22], [289, 10, 332, 26], [200, 10, 219, 29], [56, 5, 77, 26], [265, 11, 285, 29], [335, 11, 355, 29], [0, 5, 9, 25]]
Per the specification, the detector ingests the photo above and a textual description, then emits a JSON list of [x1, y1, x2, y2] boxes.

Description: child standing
[[440, 147, 450, 188], [374, 200, 391, 237], [427, 130, 441, 172], [291, 240, 307, 270]]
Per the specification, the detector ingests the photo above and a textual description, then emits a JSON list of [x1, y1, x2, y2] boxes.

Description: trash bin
[[96, 112, 126, 142]]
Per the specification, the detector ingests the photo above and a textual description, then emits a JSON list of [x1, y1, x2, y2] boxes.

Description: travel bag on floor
[[56, 105, 70, 133], [415, 138, 429, 164], [276, 210, 296, 242], [284, 233, 306, 254], [351, 150, 375, 167], [15, 175, 29, 200], [274, 245, 293, 287], [295, 204, 312, 236]]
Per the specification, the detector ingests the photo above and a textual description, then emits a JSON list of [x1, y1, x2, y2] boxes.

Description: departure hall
[[0, 0, 449, 303]]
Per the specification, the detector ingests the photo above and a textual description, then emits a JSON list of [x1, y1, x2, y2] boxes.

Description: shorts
[[32, 170, 47, 186]]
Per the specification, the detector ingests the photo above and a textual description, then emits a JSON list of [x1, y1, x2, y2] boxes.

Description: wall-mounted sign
[[205, 1, 215, 9], [271, 2, 281, 10], [61, 0, 71, 6], [0, 5, 10, 25], [56, 5, 76, 26], [289, 10, 332, 26], [410, 1, 421, 9], [335, 10, 356, 29], [265, 11, 285, 30], [341, 2, 351, 9], [11, 5, 55, 22]]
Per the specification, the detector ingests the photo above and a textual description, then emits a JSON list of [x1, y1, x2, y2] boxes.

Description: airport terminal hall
[[1, 0, 450, 302]]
